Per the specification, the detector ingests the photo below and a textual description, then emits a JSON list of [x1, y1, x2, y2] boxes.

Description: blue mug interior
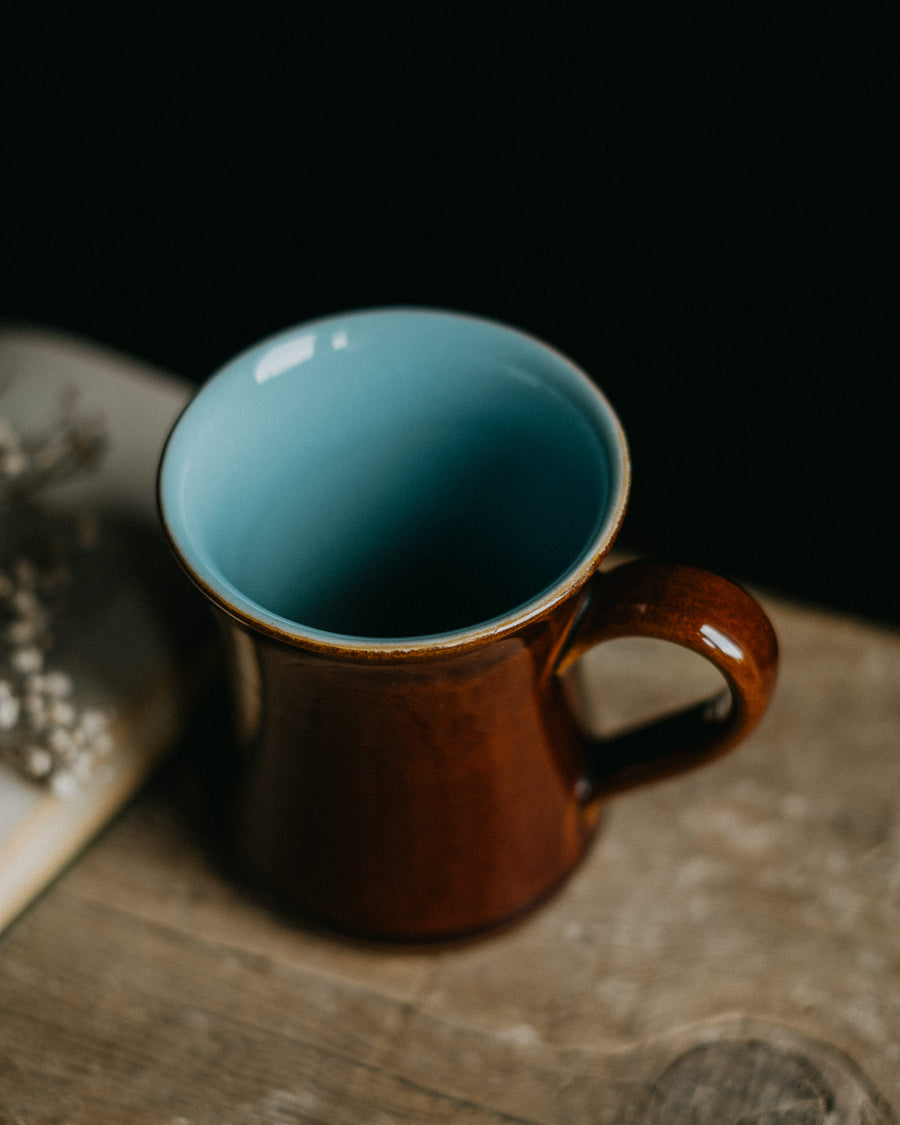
[[159, 309, 628, 642]]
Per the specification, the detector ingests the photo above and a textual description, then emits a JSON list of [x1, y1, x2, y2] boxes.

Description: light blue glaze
[[158, 308, 630, 645]]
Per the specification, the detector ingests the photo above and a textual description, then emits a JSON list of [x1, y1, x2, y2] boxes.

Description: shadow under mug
[[158, 308, 778, 941]]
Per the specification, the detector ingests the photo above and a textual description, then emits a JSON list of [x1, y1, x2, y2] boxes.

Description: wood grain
[[0, 592, 897, 1122]]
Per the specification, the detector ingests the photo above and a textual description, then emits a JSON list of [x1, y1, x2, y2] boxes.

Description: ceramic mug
[[158, 308, 777, 941]]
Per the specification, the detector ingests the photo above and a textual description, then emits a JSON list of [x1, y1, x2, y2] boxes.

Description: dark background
[[4, 7, 897, 624]]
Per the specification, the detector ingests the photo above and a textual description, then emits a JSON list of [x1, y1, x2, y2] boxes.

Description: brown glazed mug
[[158, 308, 777, 941]]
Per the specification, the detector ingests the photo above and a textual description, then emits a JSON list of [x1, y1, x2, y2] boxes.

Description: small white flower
[[8, 619, 38, 645], [24, 746, 53, 778], [47, 726, 76, 760], [50, 770, 78, 797], [80, 709, 109, 738], [12, 645, 44, 674], [12, 589, 41, 616], [47, 700, 76, 726], [42, 671, 72, 698], [0, 694, 21, 730], [91, 731, 114, 758]]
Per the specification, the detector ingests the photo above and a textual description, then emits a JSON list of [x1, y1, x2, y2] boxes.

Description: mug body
[[159, 309, 631, 939], [224, 606, 598, 939]]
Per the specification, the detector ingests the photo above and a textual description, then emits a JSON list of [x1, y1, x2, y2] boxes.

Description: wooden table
[[0, 590, 897, 1123]]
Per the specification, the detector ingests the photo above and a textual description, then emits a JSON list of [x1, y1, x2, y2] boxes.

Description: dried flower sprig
[[0, 385, 114, 792], [0, 550, 114, 793], [0, 384, 107, 506]]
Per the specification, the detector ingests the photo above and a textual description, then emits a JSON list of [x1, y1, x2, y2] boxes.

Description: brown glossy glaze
[[221, 558, 777, 942], [559, 559, 779, 801]]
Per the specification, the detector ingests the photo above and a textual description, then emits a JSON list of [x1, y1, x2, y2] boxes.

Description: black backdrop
[[4, 7, 897, 623]]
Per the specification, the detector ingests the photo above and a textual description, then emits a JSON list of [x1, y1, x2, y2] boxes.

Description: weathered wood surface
[[0, 592, 897, 1123]]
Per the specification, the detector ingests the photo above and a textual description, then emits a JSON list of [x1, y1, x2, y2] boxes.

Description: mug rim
[[157, 306, 631, 657]]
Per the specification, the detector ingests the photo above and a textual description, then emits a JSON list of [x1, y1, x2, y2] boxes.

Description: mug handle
[[555, 559, 778, 803]]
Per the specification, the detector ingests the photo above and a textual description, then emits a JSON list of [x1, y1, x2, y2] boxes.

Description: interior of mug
[[160, 310, 627, 641]]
